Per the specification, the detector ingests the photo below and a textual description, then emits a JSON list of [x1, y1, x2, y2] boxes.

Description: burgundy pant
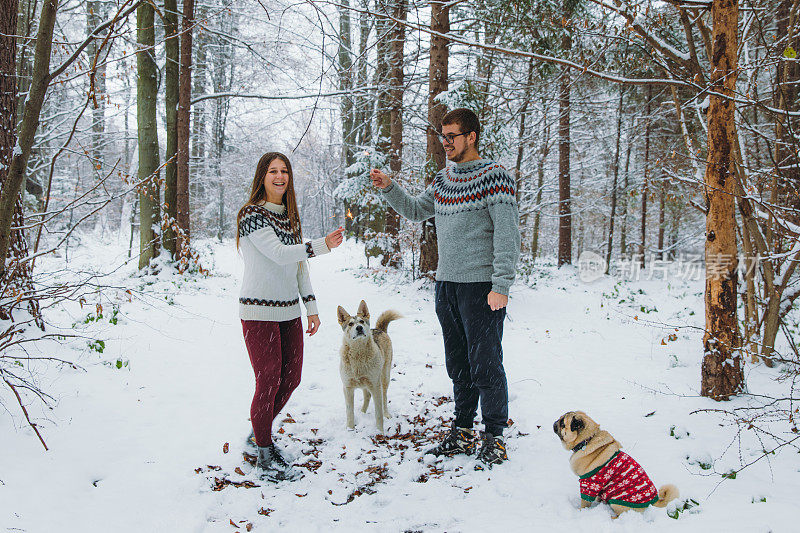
[[241, 318, 304, 446]]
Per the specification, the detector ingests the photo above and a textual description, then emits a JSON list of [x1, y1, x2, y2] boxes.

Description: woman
[[237, 152, 344, 482]]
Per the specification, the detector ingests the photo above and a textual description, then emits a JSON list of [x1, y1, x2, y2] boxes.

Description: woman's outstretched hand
[[325, 227, 345, 249], [306, 314, 320, 336]]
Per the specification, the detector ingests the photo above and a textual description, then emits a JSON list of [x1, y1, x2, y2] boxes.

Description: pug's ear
[[357, 300, 369, 320], [570, 416, 585, 435], [337, 306, 351, 326]]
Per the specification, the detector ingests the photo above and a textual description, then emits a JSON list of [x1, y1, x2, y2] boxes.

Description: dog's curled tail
[[374, 310, 402, 333], [652, 484, 679, 507]]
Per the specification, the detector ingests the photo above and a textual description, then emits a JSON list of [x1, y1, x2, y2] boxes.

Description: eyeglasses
[[437, 131, 470, 145]]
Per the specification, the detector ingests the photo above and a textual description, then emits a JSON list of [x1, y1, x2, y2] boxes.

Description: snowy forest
[[2, 0, 800, 530]]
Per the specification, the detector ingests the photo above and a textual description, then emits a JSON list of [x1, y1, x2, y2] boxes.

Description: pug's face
[[553, 411, 598, 450], [337, 300, 371, 341]]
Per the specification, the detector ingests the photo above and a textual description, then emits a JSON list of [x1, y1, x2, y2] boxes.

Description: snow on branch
[[190, 86, 377, 105]]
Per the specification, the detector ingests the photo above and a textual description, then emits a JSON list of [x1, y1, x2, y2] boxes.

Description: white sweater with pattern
[[238, 202, 329, 321]]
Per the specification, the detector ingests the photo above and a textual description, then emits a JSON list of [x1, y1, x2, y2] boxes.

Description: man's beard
[[446, 145, 467, 162]]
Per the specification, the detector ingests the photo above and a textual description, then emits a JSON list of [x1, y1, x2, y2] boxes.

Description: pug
[[554, 411, 679, 517]]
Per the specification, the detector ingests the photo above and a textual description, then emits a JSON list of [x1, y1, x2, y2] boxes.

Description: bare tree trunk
[[190, 3, 208, 206], [640, 84, 652, 268], [0, 0, 57, 275], [606, 87, 625, 273], [557, 64, 572, 266], [137, 0, 161, 269], [530, 98, 549, 262], [620, 119, 632, 257], [17, 0, 41, 202], [701, 0, 743, 400], [0, 0, 40, 325], [514, 57, 535, 210], [420, 0, 448, 276], [355, 0, 372, 147], [176, 0, 194, 260], [86, 1, 108, 176], [16, 0, 35, 118], [338, 0, 355, 166], [739, 207, 761, 364], [658, 179, 666, 259], [383, 0, 406, 267], [0, 0, 18, 203], [163, 0, 179, 257], [211, 9, 235, 243]]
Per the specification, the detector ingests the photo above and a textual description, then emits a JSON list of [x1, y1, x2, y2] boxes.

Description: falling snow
[[1, 237, 798, 532]]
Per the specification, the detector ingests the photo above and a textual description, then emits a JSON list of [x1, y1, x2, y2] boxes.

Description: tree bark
[[337, 0, 355, 166], [514, 57, 535, 209], [0, 0, 40, 325], [190, 4, 207, 203], [0, 0, 58, 275], [355, 0, 372, 147], [17, 0, 43, 202], [176, 0, 194, 260], [606, 87, 625, 273], [531, 98, 549, 263], [86, 1, 108, 176], [701, 0, 743, 400], [163, 0, 179, 257], [136, 0, 161, 269], [557, 62, 572, 266], [640, 84, 652, 268], [383, 0, 406, 267], [658, 180, 666, 259], [212, 11, 235, 243], [619, 118, 632, 258], [420, 0, 448, 276]]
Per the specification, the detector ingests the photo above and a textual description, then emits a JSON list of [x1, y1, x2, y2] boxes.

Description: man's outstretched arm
[[370, 168, 435, 222]]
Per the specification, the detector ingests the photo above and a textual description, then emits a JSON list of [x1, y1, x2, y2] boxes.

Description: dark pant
[[435, 281, 508, 436], [241, 318, 304, 446]]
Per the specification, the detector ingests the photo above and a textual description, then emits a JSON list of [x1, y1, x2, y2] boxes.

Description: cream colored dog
[[554, 411, 679, 518], [337, 301, 401, 433]]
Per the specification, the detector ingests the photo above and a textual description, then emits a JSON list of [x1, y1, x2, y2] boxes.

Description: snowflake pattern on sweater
[[237, 203, 328, 320], [238, 204, 302, 246], [433, 162, 517, 216], [579, 451, 659, 508]]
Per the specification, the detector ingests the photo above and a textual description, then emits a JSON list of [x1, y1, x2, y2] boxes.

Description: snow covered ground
[[2, 237, 798, 532]]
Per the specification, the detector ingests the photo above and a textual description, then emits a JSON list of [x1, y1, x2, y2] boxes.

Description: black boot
[[257, 444, 303, 482], [474, 431, 508, 470], [425, 422, 477, 457]]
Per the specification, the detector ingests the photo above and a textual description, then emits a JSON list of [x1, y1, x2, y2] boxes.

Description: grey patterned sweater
[[381, 158, 521, 295]]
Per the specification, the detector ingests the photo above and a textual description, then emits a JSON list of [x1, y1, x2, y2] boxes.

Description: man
[[370, 108, 521, 469]]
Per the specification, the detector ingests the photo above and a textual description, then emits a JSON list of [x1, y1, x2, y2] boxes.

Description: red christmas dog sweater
[[579, 451, 659, 508]]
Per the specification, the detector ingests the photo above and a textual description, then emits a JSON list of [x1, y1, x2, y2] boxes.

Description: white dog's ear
[[357, 300, 369, 320], [337, 306, 351, 326]]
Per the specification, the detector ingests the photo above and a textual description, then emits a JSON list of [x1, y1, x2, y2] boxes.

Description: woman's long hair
[[236, 152, 302, 249]]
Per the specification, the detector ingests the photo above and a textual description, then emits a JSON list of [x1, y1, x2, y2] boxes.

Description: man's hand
[[306, 314, 321, 336], [487, 291, 508, 311], [370, 168, 391, 189]]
